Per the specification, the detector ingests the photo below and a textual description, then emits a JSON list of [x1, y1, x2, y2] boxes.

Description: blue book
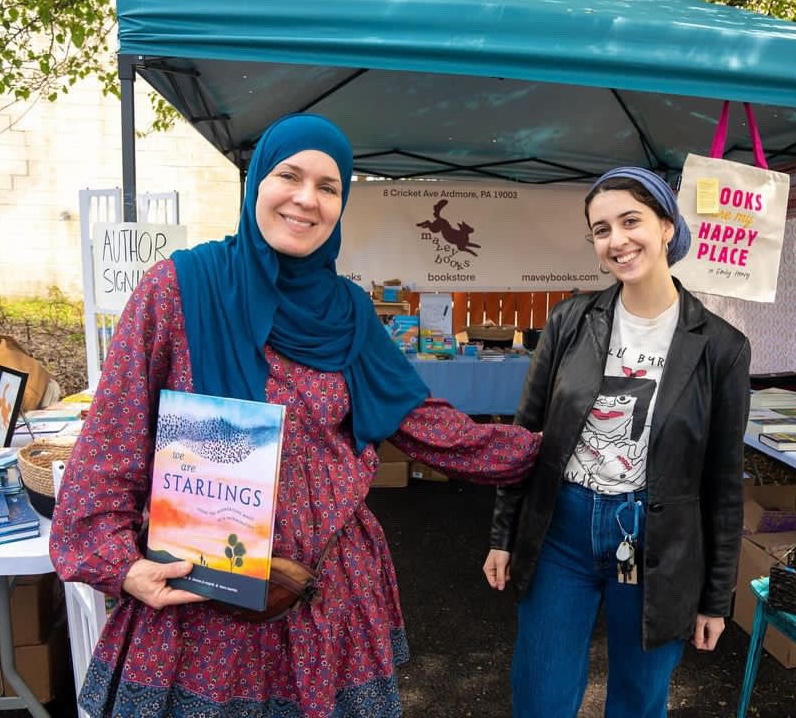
[[0, 464, 24, 496], [0, 448, 17, 470], [0, 493, 8, 524], [0, 491, 41, 537], [0, 526, 41, 544]]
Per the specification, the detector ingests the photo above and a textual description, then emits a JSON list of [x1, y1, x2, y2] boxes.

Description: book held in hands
[[146, 390, 285, 610], [758, 431, 796, 452]]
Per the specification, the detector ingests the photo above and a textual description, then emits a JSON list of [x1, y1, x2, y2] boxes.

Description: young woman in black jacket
[[483, 167, 751, 718]]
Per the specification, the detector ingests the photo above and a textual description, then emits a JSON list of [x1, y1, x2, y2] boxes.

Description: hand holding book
[[122, 557, 210, 609], [145, 390, 285, 611]]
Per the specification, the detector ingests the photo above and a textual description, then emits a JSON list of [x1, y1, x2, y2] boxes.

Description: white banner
[[92, 222, 188, 312], [339, 181, 611, 292]]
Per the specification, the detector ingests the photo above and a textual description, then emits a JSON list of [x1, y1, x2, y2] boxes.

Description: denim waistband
[[561, 479, 647, 505]]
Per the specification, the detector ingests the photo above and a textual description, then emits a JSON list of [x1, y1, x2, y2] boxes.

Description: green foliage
[[0, 287, 84, 325], [225, 533, 247, 571], [703, 0, 796, 20], [136, 93, 182, 138], [1, 0, 180, 133], [1, 1, 118, 106], [0, 289, 87, 396]]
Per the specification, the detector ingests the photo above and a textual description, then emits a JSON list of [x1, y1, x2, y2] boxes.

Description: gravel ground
[[368, 478, 796, 718]]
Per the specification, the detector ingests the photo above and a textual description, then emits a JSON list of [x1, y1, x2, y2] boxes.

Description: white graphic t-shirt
[[564, 297, 679, 494]]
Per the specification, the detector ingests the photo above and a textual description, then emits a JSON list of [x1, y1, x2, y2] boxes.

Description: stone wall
[[0, 76, 239, 298]]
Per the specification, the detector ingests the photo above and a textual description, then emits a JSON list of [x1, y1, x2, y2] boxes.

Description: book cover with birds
[[146, 389, 285, 610]]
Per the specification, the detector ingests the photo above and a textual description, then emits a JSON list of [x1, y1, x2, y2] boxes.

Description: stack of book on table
[[758, 432, 796, 452], [747, 389, 796, 452], [478, 349, 507, 362], [747, 414, 796, 439], [15, 397, 90, 438], [0, 450, 41, 544], [750, 387, 796, 410]]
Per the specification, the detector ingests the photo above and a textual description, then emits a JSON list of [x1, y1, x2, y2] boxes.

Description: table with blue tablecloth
[[743, 431, 796, 470], [409, 355, 531, 416]]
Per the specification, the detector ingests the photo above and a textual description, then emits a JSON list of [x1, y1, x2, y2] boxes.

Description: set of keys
[[615, 494, 642, 585], [616, 536, 638, 584]]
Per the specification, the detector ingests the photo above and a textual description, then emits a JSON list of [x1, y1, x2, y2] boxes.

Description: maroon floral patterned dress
[[49, 261, 540, 718]]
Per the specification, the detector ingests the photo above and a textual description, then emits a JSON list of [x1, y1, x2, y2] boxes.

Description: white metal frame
[[79, 189, 180, 388], [78, 189, 122, 390], [137, 190, 180, 225]]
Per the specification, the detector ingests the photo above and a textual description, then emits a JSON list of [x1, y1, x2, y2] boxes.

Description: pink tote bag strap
[[709, 100, 768, 169]]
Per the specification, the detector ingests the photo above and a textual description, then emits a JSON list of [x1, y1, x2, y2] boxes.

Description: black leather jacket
[[490, 281, 750, 649]]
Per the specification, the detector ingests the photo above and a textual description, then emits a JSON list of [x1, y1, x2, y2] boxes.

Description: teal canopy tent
[[115, 0, 796, 217]]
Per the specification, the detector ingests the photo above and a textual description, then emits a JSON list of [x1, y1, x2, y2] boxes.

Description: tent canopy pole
[[119, 53, 138, 222]]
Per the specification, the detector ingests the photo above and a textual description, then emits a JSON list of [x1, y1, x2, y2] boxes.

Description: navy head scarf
[[172, 113, 428, 452], [590, 167, 691, 266]]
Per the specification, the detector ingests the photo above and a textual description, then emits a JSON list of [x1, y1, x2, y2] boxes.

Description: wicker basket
[[17, 439, 75, 518], [769, 547, 796, 614], [465, 325, 517, 348], [464, 324, 517, 341]]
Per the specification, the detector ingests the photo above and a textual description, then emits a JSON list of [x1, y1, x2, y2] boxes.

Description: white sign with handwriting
[[92, 222, 188, 312]]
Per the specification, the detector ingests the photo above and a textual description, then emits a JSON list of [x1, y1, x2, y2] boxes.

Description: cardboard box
[[4, 620, 70, 702], [377, 441, 410, 463], [372, 461, 409, 488], [743, 485, 796, 534], [10, 573, 64, 647], [409, 460, 449, 482], [733, 532, 796, 668]]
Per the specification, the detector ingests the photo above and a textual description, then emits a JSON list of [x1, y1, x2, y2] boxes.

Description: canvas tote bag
[[673, 101, 790, 303]]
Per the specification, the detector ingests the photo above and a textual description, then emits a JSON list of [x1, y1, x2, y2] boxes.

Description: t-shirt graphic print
[[564, 298, 679, 494]]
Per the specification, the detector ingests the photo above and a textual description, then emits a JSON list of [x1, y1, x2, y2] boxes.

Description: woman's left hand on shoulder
[[691, 614, 725, 651]]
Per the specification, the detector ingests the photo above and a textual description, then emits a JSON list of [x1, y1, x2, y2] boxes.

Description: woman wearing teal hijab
[[51, 113, 542, 718], [171, 112, 431, 453]]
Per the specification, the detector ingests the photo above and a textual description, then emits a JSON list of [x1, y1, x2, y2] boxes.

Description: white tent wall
[[698, 214, 796, 374]]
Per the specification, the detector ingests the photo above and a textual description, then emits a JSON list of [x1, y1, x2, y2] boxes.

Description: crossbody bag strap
[[312, 509, 358, 573]]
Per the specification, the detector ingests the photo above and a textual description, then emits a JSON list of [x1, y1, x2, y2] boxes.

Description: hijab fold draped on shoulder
[[171, 113, 429, 453]]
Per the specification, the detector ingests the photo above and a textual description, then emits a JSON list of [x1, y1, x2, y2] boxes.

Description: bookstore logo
[[416, 199, 480, 271]]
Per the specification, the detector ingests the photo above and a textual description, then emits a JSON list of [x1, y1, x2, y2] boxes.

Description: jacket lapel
[[649, 285, 708, 445], [577, 287, 617, 410]]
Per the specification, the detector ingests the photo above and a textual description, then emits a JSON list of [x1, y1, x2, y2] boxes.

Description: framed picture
[[0, 365, 28, 446]]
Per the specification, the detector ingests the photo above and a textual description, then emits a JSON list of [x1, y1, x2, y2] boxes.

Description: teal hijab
[[172, 113, 428, 452]]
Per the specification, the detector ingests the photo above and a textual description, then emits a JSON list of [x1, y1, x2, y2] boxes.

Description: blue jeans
[[511, 481, 684, 718]]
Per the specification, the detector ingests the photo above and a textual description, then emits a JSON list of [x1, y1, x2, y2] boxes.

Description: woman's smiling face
[[255, 149, 343, 257], [587, 189, 673, 287]]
